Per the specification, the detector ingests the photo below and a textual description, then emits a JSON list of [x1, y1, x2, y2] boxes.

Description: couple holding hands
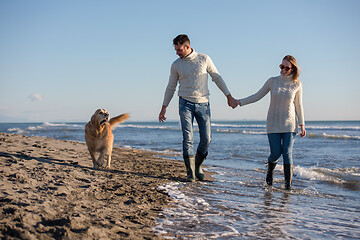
[[158, 34, 306, 190]]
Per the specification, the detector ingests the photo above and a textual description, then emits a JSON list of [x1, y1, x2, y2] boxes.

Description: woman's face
[[280, 59, 293, 77]]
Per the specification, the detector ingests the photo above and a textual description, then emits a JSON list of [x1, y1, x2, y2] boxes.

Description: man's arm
[[162, 64, 179, 107], [159, 63, 178, 122], [206, 56, 238, 108]]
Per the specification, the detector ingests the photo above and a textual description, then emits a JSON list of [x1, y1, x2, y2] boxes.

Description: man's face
[[174, 43, 190, 59]]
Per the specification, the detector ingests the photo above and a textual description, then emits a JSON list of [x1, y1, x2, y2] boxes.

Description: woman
[[237, 55, 306, 190]]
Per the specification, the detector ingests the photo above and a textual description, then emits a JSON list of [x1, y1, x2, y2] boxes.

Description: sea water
[[1, 121, 359, 239]]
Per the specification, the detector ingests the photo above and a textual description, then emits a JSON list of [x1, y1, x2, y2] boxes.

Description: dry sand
[[0, 132, 186, 239]]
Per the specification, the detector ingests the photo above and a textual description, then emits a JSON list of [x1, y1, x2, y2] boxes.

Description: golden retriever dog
[[85, 109, 129, 169]]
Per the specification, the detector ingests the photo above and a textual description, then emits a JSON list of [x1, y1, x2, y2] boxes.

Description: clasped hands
[[227, 94, 240, 109], [159, 95, 240, 123]]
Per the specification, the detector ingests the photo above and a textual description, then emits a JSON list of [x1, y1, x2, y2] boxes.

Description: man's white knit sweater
[[162, 50, 230, 106], [239, 75, 305, 134]]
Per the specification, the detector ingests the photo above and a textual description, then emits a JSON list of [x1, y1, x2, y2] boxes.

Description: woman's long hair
[[283, 55, 301, 82]]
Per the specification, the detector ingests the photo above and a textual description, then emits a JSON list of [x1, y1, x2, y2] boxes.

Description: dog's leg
[[106, 150, 112, 169], [97, 151, 106, 169], [89, 150, 99, 169]]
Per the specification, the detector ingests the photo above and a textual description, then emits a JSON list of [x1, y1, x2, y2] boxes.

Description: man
[[159, 34, 237, 182]]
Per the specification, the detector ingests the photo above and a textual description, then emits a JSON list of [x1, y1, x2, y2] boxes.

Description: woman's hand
[[158, 106, 167, 122], [300, 125, 306, 137]]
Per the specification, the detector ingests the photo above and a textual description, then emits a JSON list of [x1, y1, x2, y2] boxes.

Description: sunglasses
[[279, 64, 292, 72]]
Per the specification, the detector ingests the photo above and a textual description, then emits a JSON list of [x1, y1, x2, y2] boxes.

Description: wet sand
[[0, 132, 186, 239]]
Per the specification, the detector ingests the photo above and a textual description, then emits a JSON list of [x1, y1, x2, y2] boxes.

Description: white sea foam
[[302, 186, 320, 195], [274, 164, 345, 184], [328, 166, 360, 175], [294, 165, 332, 181], [155, 182, 239, 239], [293, 165, 354, 185], [6, 122, 84, 135], [157, 182, 209, 207], [27, 126, 43, 131], [20, 122, 83, 132], [212, 122, 360, 131], [121, 145, 133, 149], [242, 130, 267, 135], [215, 129, 266, 135], [115, 124, 180, 130], [216, 129, 360, 139], [308, 133, 360, 140], [42, 122, 83, 128], [307, 125, 360, 130], [7, 128, 23, 133], [215, 129, 240, 133], [156, 149, 181, 156], [212, 123, 266, 128]]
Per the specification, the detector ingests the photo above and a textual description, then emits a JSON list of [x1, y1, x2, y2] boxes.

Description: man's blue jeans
[[267, 132, 296, 165], [179, 97, 211, 159]]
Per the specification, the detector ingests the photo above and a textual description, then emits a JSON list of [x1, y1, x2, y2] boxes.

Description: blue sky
[[0, 0, 359, 122]]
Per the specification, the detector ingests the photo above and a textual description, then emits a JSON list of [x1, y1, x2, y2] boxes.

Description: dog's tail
[[109, 113, 130, 128]]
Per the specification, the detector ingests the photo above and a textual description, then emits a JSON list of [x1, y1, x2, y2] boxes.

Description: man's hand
[[227, 94, 238, 109], [159, 105, 167, 122]]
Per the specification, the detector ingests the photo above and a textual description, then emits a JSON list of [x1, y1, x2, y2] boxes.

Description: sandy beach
[[0, 132, 186, 239]]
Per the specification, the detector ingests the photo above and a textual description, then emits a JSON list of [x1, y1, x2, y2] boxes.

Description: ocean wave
[[212, 123, 266, 128], [294, 165, 360, 190], [308, 133, 360, 140], [306, 125, 360, 131], [215, 129, 267, 135], [7, 128, 24, 133], [6, 122, 84, 134], [242, 130, 266, 135], [213, 126, 360, 139], [294, 165, 344, 183], [26, 123, 83, 131], [115, 124, 180, 131], [42, 122, 83, 128], [215, 129, 241, 133], [325, 167, 360, 176]]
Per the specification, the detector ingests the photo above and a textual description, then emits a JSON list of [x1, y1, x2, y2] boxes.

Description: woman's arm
[[238, 78, 271, 106], [295, 83, 306, 137], [299, 125, 306, 137]]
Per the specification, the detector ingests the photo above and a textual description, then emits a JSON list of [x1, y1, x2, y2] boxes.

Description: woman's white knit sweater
[[239, 75, 305, 134], [162, 50, 230, 106]]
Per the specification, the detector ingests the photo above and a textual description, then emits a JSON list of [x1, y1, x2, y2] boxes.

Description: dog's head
[[91, 109, 110, 126]]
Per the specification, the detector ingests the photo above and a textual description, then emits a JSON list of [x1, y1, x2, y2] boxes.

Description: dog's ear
[[91, 109, 101, 125], [91, 114, 96, 124]]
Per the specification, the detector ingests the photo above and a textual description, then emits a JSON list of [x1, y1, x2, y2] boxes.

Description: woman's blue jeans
[[267, 132, 296, 165], [179, 97, 211, 159]]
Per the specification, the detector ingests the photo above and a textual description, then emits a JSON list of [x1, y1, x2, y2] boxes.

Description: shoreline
[[0, 132, 186, 239]]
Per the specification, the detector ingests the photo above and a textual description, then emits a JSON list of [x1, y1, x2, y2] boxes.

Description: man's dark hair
[[173, 34, 190, 45]]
